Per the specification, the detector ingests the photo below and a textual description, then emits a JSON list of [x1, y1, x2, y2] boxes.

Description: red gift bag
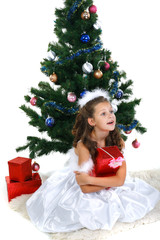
[[95, 146, 124, 177], [8, 157, 32, 182], [5, 173, 42, 202]]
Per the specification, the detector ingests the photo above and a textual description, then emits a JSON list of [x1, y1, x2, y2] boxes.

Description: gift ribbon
[[98, 147, 115, 160]]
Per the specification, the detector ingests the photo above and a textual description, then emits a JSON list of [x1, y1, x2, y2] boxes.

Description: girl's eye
[[101, 112, 106, 116], [110, 110, 114, 114]]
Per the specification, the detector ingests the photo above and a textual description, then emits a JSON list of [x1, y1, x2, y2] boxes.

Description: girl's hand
[[74, 171, 90, 186]]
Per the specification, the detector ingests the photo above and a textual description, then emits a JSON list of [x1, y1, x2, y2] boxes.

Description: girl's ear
[[88, 118, 95, 127]]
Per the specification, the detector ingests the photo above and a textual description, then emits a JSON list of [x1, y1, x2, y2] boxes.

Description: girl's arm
[[75, 161, 126, 189], [80, 184, 106, 193], [75, 142, 106, 193]]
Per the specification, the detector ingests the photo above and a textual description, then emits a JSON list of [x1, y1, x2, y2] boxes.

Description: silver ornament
[[93, 21, 101, 30], [111, 99, 119, 113], [82, 62, 93, 74], [47, 51, 56, 61], [111, 104, 118, 113]]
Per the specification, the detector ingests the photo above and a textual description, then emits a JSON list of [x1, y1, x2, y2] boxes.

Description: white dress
[[26, 148, 160, 233]]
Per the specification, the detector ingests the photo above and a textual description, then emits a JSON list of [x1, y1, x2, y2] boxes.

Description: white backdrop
[[0, 0, 160, 239]]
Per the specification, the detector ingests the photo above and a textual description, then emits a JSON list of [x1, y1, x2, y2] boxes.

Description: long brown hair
[[72, 96, 123, 163]]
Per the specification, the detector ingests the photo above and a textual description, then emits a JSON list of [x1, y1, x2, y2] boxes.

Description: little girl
[[26, 89, 160, 233]]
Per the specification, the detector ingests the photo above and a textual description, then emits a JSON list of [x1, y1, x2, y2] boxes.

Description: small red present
[[94, 146, 124, 177], [5, 173, 42, 202], [8, 157, 32, 182]]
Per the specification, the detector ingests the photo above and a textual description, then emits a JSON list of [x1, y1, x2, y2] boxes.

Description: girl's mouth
[[107, 121, 114, 125]]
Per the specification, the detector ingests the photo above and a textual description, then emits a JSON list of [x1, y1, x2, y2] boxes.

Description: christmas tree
[[16, 0, 146, 159]]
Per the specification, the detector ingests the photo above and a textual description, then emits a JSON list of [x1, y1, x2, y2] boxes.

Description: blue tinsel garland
[[45, 102, 79, 115], [40, 42, 103, 75], [45, 102, 139, 131], [56, 43, 102, 65], [67, 0, 84, 21], [117, 120, 139, 132]]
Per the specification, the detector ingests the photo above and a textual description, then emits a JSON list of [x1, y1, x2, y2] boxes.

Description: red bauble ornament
[[89, 5, 97, 13], [132, 139, 140, 148], [125, 130, 132, 134], [32, 162, 40, 171], [30, 97, 37, 106], [104, 62, 110, 71]]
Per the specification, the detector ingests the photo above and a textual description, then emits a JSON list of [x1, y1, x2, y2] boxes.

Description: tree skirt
[[9, 169, 160, 240]]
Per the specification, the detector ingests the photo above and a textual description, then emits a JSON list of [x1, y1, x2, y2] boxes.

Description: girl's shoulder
[[67, 147, 94, 173], [76, 141, 91, 166]]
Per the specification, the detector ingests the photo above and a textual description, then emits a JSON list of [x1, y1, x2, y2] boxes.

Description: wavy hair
[[72, 96, 123, 163]]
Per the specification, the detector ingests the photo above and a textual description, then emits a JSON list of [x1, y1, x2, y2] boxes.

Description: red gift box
[[8, 157, 32, 182], [94, 146, 124, 177], [5, 173, 42, 202]]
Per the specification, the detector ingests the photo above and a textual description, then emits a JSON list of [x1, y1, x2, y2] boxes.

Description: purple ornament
[[67, 92, 77, 102]]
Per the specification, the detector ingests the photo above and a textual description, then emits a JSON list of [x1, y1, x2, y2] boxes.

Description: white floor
[[1, 149, 160, 240]]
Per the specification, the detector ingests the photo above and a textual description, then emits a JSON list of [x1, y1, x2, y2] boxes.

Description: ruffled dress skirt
[[26, 149, 160, 233]]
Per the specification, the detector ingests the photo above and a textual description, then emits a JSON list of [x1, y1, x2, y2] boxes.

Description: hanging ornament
[[81, 10, 90, 20], [93, 21, 101, 30], [82, 62, 93, 74], [67, 92, 77, 102], [30, 97, 37, 106], [80, 33, 90, 43], [111, 102, 118, 113], [32, 162, 40, 171], [89, 5, 97, 13], [47, 50, 56, 61], [115, 89, 123, 99], [132, 139, 140, 148], [45, 117, 55, 127], [49, 72, 58, 83], [94, 69, 103, 79], [104, 62, 110, 71], [125, 130, 132, 134]]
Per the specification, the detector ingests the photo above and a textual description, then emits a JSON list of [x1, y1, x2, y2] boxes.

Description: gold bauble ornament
[[49, 72, 58, 83], [81, 11, 90, 20], [93, 69, 103, 79]]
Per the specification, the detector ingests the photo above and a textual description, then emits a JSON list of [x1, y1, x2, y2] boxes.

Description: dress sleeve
[[77, 158, 94, 173], [66, 148, 94, 173]]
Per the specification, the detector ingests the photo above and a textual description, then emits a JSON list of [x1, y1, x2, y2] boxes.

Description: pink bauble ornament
[[89, 5, 97, 13], [104, 62, 110, 71], [32, 162, 40, 171], [132, 139, 140, 148], [30, 97, 37, 106], [67, 92, 77, 102]]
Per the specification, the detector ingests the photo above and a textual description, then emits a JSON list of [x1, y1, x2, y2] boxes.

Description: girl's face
[[89, 101, 116, 132]]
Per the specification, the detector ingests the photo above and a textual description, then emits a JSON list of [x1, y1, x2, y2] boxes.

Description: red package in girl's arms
[[92, 146, 125, 177]]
